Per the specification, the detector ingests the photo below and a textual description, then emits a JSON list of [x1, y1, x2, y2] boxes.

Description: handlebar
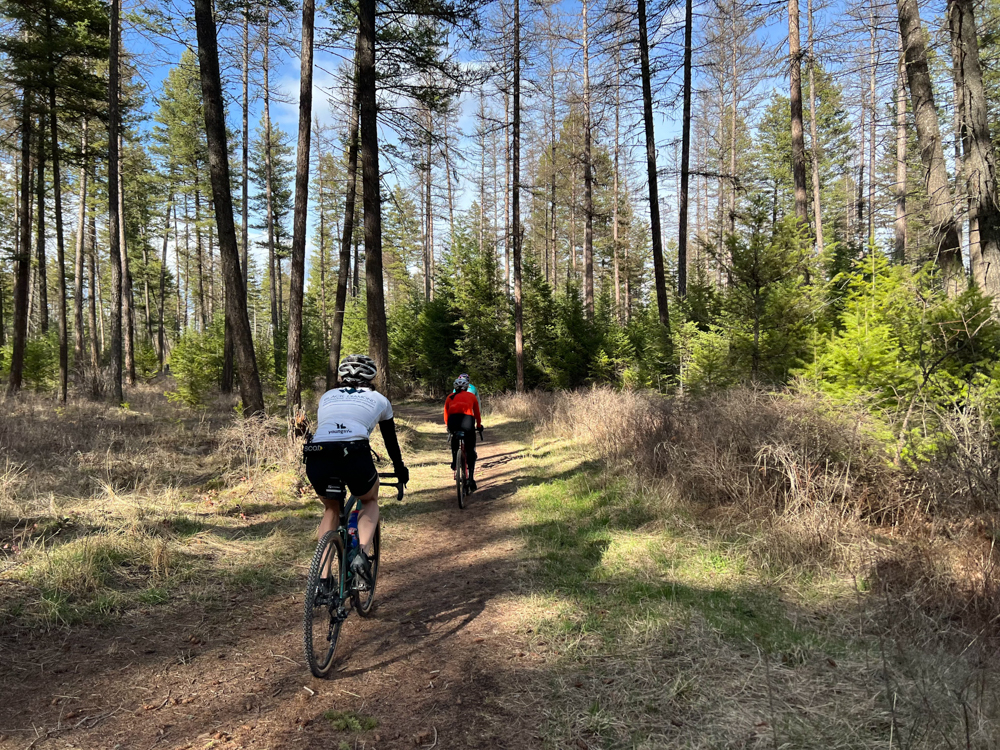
[[378, 472, 405, 502]]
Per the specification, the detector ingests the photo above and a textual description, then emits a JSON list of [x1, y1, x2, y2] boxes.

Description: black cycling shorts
[[304, 440, 379, 499]]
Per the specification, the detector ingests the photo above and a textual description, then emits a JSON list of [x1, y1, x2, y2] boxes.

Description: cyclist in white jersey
[[304, 355, 408, 583]]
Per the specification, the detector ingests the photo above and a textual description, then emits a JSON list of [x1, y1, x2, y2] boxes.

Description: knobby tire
[[303, 530, 344, 678]]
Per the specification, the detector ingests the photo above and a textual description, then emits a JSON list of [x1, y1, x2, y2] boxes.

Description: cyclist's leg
[[446, 414, 464, 470], [305, 451, 339, 542], [343, 448, 380, 554], [355, 480, 380, 553], [460, 415, 477, 479]]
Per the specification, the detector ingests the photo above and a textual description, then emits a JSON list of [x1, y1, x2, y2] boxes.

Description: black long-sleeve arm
[[378, 418, 405, 469]]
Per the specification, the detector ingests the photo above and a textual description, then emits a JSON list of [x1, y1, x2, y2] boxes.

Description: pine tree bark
[[582, 0, 594, 319], [74, 119, 88, 378], [108, 0, 123, 403], [7, 95, 32, 396], [194, 0, 265, 415], [638, 0, 670, 329], [49, 85, 67, 401], [807, 0, 823, 254], [678, 0, 693, 297], [513, 0, 524, 392], [327, 36, 361, 389], [118, 132, 136, 383], [789, 0, 809, 222], [359, 0, 390, 393], [286, 0, 315, 412], [897, 0, 964, 293], [158, 196, 170, 367], [87, 200, 99, 391], [36, 117, 48, 334], [895, 35, 907, 263], [262, 14, 280, 375], [949, 0, 1000, 303]]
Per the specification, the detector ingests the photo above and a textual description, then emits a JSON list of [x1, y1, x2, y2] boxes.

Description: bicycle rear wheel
[[303, 530, 345, 678], [352, 521, 380, 617], [457, 447, 467, 509]]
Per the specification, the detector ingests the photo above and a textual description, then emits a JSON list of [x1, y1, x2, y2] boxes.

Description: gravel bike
[[449, 427, 483, 509], [302, 470, 404, 678]]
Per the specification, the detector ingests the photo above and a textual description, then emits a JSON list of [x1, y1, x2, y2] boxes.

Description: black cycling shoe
[[349, 549, 373, 588], [468, 479, 477, 493]]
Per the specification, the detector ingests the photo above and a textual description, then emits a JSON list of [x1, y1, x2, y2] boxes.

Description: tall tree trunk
[[108, 0, 123, 403], [7, 95, 31, 396], [513, 0, 524, 393], [263, 14, 280, 374], [444, 128, 455, 248], [789, 0, 809, 222], [582, 0, 594, 319], [359, 0, 390, 392], [638, 0, 670, 329], [194, 0, 265, 415], [868, 6, 877, 246], [328, 36, 361, 389], [808, 0, 823, 255], [119, 132, 135, 383], [158, 196, 170, 367], [950, 0, 1000, 303], [857, 87, 866, 242], [898, 0, 964, 293], [74, 119, 88, 379], [242, 2, 250, 290], [678, 0, 693, 297], [613, 39, 621, 318], [895, 34, 907, 263], [36, 116, 48, 334], [286, 0, 315, 412], [423, 107, 432, 300], [549, 48, 558, 295], [88, 198, 99, 390], [194, 186, 206, 332], [49, 85, 67, 401]]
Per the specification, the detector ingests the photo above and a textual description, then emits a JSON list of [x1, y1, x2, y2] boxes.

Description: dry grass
[[0, 387, 309, 628], [497, 386, 1000, 749]]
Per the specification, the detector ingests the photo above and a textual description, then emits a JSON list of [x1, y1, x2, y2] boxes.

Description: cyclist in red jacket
[[444, 375, 483, 491]]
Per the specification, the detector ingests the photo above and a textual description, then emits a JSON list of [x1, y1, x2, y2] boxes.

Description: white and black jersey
[[314, 387, 394, 442]]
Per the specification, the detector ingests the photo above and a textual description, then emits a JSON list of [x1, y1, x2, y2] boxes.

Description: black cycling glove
[[395, 465, 410, 486]]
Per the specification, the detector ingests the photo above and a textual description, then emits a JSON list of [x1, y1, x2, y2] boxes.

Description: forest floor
[[1, 393, 998, 749]]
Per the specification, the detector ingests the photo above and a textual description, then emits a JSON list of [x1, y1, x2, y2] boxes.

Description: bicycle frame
[[322, 473, 404, 614]]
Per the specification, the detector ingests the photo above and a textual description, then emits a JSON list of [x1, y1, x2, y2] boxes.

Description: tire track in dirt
[[0, 404, 543, 750]]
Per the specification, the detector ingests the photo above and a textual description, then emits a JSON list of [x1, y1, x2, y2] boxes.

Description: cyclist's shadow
[[321, 593, 487, 680]]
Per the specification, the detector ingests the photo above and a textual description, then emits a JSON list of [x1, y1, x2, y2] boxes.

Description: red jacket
[[444, 390, 482, 428]]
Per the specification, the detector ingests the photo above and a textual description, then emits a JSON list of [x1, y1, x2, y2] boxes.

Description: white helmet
[[453, 374, 470, 391], [338, 354, 377, 385]]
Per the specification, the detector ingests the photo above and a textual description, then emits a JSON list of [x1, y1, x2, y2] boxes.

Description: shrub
[[166, 325, 223, 406]]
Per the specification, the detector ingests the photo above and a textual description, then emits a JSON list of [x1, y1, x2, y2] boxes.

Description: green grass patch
[[323, 710, 378, 731], [520, 473, 842, 657]]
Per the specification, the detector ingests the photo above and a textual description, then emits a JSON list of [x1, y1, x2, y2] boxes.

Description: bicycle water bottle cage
[[324, 479, 347, 502]]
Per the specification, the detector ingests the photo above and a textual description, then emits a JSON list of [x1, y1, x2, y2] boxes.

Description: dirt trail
[[0, 405, 542, 750]]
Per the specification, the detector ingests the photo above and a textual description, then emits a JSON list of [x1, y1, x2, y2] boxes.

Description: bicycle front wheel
[[352, 522, 381, 617], [303, 530, 345, 678]]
